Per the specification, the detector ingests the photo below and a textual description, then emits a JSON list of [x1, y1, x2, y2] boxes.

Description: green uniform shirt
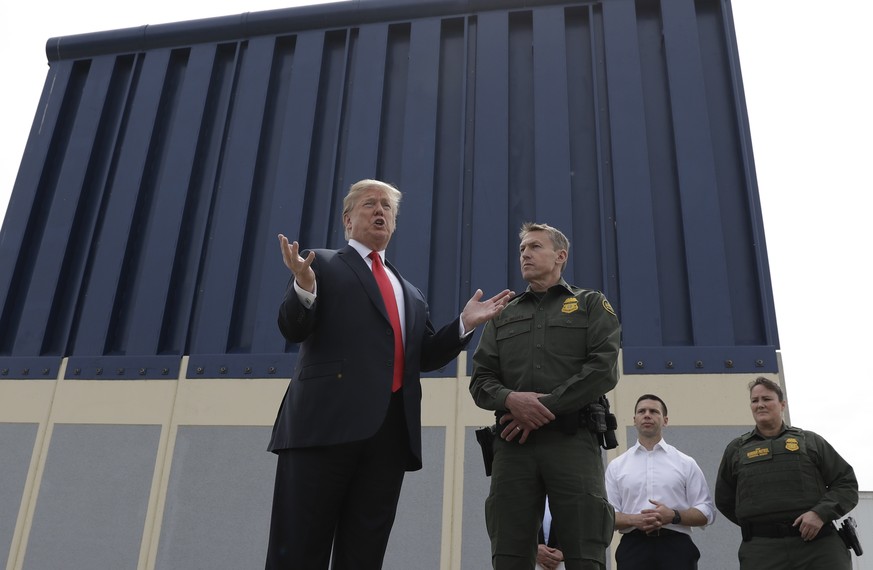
[[715, 424, 858, 526], [470, 279, 621, 414]]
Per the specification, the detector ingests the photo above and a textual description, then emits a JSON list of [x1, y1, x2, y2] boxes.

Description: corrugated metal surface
[[0, 0, 778, 379]]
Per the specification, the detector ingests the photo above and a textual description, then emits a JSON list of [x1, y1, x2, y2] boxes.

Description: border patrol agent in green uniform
[[471, 223, 621, 570], [715, 377, 858, 570]]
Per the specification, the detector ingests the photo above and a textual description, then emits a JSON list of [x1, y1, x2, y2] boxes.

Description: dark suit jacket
[[269, 244, 470, 470]]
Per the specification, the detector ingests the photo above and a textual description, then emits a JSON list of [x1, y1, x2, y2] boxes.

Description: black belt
[[627, 528, 684, 538], [540, 411, 585, 432], [742, 522, 835, 540]]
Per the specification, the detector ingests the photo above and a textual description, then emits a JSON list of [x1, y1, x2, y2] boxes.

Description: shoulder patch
[[602, 298, 616, 316]]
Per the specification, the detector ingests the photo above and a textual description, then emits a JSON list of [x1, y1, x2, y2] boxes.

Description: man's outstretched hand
[[278, 234, 316, 293], [461, 289, 514, 331]]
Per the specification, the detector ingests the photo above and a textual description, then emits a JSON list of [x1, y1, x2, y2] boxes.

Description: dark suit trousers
[[615, 529, 700, 570], [265, 391, 409, 570]]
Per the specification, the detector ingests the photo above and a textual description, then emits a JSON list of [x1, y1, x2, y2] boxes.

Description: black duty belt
[[540, 411, 585, 432], [741, 522, 835, 541]]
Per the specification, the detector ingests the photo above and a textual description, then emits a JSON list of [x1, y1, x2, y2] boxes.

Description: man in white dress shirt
[[537, 497, 565, 570], [605, 394, 715, 569]]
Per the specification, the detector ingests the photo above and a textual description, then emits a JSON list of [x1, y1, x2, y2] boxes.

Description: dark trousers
[[737, 533, 851, 570], [487, 429, 613, 570], [265, 391, 409, 570], [615, 529, 700, 570]]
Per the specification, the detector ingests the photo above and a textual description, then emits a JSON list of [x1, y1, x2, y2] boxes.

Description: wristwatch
[[671, 509, 682, 525]]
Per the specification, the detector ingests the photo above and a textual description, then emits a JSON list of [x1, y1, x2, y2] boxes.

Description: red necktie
[[369, 251, 405, 392]]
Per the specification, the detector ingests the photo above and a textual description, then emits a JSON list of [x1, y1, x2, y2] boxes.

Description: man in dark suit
[[266, 179, 512, 569]]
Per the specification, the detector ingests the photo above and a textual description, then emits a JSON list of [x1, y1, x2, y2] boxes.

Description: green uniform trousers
[[486, 428, 613, 570], [738, 532, 850, 570]]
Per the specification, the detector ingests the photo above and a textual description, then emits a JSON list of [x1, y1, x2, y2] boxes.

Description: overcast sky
[[1, 0, 871, 491]]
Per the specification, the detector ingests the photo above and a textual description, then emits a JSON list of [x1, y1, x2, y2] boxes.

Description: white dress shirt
[[542, 497, 554, 545], [537, 497, 566, 570], [605, 438, 716, 535]]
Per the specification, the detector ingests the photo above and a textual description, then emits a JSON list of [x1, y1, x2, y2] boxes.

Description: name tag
[[740, 441, 773, 464]]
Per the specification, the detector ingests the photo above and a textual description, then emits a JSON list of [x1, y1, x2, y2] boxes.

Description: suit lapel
[[386, 259, 418, 347], [338, 245, 389, 321], [339, 245, 411, 331]]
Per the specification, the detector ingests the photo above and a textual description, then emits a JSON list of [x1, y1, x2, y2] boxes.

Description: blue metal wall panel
[[14, 57, 116, 357], [662, 0, 735, 346], [127, 46, 217, 357], [470, 11, 511, 306], [0, 0, 779, 379], [602, 0, 664, 349], [533, 8, 575, 249], [393, 19, 441, 300], [566, 6, 616, 299], [81, 51, 171, 354], [189, 38, 275, 356], [251, 33, 322, 354], [427, 17, 468, 335]]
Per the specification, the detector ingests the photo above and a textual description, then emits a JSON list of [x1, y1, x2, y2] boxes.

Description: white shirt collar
[[349, 239, 383, 262], [631, 437, 670, 454]]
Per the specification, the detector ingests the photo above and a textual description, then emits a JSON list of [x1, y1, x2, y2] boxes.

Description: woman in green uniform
[[715, 377, 858, 569]]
